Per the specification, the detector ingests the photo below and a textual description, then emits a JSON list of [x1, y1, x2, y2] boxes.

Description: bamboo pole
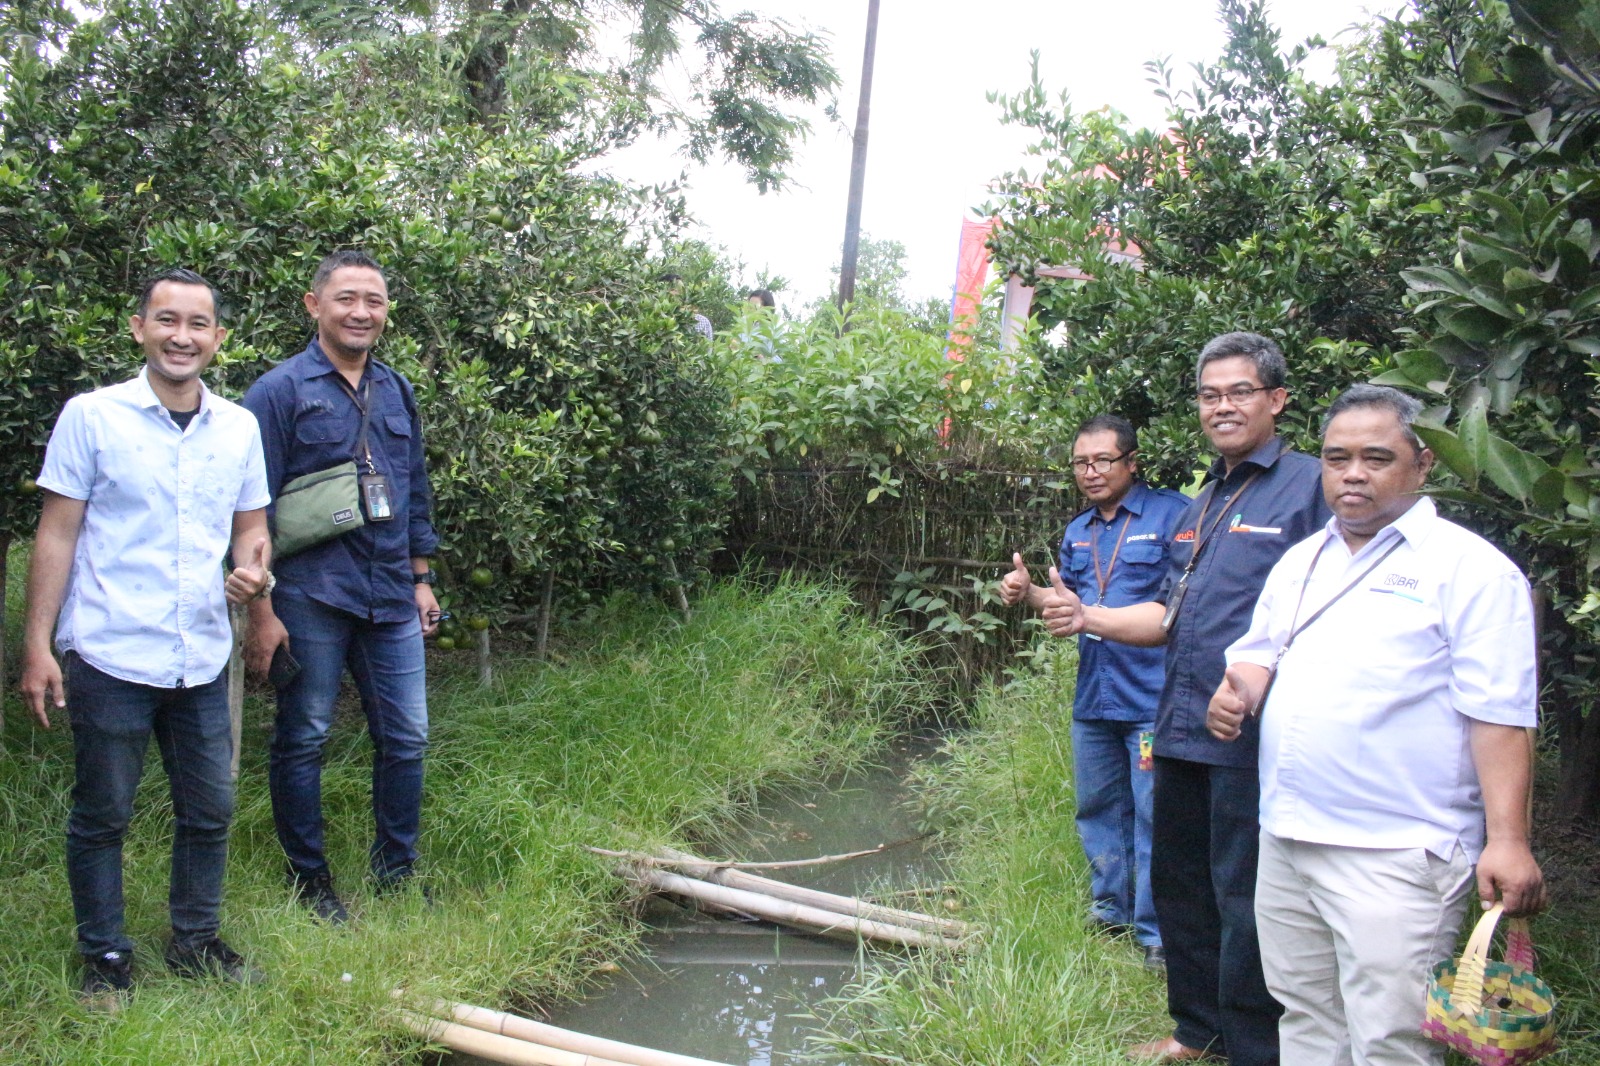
[[400, 1010, 632, 1066], [624, 866, 954, 949], [423, 999, 737, 1066], [655, 846, 970, 940]]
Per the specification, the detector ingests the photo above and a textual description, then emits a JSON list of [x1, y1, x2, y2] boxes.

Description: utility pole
[[837, 0, 880, 309]]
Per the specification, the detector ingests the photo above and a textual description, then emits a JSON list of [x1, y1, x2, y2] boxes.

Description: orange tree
[[1377, 0, 1600, 822], [982, 0, 1501, 487], [0, 0, 824, 655]]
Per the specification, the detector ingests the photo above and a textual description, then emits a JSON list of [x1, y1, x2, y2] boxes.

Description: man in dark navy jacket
[[243, 250, 441, 924], [1001, 414, 1189, 971], [1051, 333, 1330, 1065]]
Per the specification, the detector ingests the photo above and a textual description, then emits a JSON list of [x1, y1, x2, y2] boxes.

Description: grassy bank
[[814, 641, 1600, 1064], [0, 575, 934, 1064]]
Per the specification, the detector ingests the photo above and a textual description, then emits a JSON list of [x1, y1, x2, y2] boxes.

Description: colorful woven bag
[[1423, 902, 1556, 1064]]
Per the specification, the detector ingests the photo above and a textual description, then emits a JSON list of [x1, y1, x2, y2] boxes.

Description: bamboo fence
[[718, 463, 1080, 683]]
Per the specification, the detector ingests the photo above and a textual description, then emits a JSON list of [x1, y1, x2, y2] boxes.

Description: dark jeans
[[268, 593, 428, 882], [1152, 756, 1282, 1065], [65, 654, 235, 957], [1072, 717, 1159, 946]]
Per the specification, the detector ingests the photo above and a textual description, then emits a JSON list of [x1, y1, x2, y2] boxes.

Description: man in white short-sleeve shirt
[[19, 268, 274, 1009], [1206, 383, 1545, 1066]]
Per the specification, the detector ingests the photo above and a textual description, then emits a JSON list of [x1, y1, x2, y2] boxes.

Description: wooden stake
[[227, 603, 245, 780], [536, 570, 554, 660], [665, 558, 691, 622], [477, 626, 492, 687]]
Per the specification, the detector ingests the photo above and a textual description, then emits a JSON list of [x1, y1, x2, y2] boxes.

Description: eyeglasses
[[1070, 451, 1132, 475], [1195, 385, 1273, 408]]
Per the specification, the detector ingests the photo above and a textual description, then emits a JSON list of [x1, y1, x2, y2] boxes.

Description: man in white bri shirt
[[19, 268, 273, 1009], [1207, 383, 1544, 1066]]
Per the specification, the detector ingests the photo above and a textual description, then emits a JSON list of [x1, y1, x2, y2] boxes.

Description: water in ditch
[[449, 730, 948, 1066]]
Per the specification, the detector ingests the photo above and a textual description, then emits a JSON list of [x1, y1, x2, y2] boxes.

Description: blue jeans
[[1071, 717, 1159, 946], [65, 654, 235, 957], [268, 593, 428, 882], [1152, 756, 1282, 1066]]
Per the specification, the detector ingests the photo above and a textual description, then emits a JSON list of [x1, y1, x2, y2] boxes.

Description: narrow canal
[[448, 730, 948, 1066]]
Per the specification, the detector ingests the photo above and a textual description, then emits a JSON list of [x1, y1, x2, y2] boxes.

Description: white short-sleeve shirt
[[37, 369, 271, 687], [1226, 497, 1536, 861]]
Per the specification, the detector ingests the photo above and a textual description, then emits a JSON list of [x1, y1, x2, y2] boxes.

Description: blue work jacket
[[1154, 436, 1330, 768], [1057, 481, 1191, 722], [242, 340, 439, 623]]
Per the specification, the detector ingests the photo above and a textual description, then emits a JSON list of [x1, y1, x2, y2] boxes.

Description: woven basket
[[1422, 902, 1556, 1065]]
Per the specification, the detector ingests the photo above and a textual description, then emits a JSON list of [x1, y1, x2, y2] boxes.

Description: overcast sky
[[599, 0, 1399, 312]]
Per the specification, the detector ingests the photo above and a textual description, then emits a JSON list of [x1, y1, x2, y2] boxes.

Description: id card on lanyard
[[1160, 461, 1271, 633], [339, 378, 394, 523]]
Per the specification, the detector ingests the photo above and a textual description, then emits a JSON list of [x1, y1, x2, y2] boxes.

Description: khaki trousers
[[1255, 831, 1475, 1066]]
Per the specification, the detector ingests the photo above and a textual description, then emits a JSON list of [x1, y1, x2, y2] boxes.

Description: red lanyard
[[1090, 511, 1135, 602]]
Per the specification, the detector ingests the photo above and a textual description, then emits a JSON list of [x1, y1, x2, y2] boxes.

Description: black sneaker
[[80, 950, 134, 1012], [292, 869, 350, 925], [1143, 944, 1167, 972], [374, 871, 435, 907], [164, 937, 265, 985]]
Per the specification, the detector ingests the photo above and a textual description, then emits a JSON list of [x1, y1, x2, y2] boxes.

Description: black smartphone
[[268, 644, 302, 690]]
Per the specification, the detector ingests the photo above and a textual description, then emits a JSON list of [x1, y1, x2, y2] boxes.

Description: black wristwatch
[[413, 570, 437, 586]]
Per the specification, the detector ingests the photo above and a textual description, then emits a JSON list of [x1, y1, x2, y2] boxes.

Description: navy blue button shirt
[[242, 340, 439, 623], [1057, 481, 1191, 722], [1154, 436, 1330, 768]]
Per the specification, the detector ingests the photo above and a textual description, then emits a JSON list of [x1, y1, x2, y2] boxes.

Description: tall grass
[[812, 641, 1600, 1064], [809, 642, 1169, 1064], [0, 573, 934, 1064]]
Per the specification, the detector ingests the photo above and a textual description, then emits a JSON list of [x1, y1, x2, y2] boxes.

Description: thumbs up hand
[[998, 551, 1034, 606], [225, 537, 272, 605], [1207, 664, 1262, 741], [1039, 566, 1085, 638]]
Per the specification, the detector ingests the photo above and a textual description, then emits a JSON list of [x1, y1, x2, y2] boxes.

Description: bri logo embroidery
[[1072, 540, 1091, 548], [1371, 572, 1424, 603], [1174, 529, 1196, 542]]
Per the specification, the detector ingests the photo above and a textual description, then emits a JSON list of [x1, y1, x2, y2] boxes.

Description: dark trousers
[[1151, 756, 1281, 1065], [65, 655, 235, 957], [268, 593, 428, 882]]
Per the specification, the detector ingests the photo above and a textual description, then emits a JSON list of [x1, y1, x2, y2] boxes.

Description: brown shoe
[[1124, 1036, 1221, 1062]]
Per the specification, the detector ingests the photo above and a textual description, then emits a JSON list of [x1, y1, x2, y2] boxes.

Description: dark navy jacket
[[242, 340, 438, 623], [1057, 481, 1191, 722], [1154, 436, 1330, 768]]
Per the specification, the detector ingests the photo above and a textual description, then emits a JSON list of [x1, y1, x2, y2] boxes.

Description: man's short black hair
[[1075, 413, 1138, 457], [136, 267, 221, 320], [1195, 331, 1287, 391], [747, 288, 776, 308], [312, 250, 385, 295], [1322, 383, 1427, 455]]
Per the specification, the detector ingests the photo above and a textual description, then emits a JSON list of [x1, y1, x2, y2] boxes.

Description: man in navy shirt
[[1051, 333, 1329, 1065], [1001, 415, 1188, 971], [243, 251, 441, 924]]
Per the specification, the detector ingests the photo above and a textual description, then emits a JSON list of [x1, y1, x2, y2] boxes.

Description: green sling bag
[[269, 381, 373, 559]]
